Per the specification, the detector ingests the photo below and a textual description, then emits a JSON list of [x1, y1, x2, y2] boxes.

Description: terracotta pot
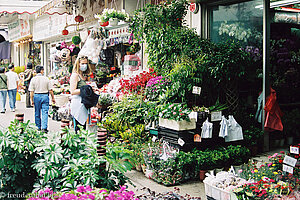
[[199, 170, 207, 181]]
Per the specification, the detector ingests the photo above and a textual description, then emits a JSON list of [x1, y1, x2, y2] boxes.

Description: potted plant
[[158, 103, 196, 131], [98, 93, 115, 110], [243, 126, 263, 156], [94, 9, 130, 26]]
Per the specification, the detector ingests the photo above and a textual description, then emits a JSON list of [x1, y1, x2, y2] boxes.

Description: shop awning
[[35, 0, 69, 17], [0, 1, 49, 14]]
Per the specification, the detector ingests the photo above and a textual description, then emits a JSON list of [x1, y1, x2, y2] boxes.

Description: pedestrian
[[29, 66, 56, 132], [24, 62, 34, 108], [70, 56, 92, 133], [0, 67, 8, 113], [5, 64, 19, 112]]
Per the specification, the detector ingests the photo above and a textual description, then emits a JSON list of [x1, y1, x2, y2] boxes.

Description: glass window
[[209, 0, 263, 47]]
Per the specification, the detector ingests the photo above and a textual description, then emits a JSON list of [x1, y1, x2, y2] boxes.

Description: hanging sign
[[290, 146, 299, 155], [194, 134, 201, 142], [178, 138, 185, 146], [283, 164, 294, 174], [152, 136, 157, 142], [189, 3, 199, 14], [192, 86, 201, 95], [283, 155, 297, 167], [211, 111, 222, 122]]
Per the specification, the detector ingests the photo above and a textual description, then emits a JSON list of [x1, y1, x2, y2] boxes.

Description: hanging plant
[[62, 29, 69, 35], [75, 15, 84, 23], [72, 36, 81, 45]]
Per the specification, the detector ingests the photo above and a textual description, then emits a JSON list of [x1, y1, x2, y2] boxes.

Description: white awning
[[0, 0, 49, 14]]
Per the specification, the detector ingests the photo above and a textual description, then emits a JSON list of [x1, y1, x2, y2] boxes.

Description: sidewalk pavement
[[0, 99, 288, 200], [0, 100, 61, 132]]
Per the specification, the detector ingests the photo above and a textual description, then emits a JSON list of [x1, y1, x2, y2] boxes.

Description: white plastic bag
[[225, 115, 243, 142], [201, 119, 213, 138]]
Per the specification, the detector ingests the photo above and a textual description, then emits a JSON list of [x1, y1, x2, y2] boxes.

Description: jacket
[[80, 85, 99, 109]]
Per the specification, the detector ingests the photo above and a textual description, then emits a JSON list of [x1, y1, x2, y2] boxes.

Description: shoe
[[26, 106, 33, 108], [0, 111, 4, 114], [11, 109, 15, 112]]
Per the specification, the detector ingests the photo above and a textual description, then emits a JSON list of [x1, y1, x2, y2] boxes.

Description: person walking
[[24, 62, 34, 108], [0, 67, 8, 113], [6, 64, 19, 112], [29, 66, 55, 132]]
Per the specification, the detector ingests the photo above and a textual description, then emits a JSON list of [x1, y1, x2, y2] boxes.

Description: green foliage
[[33, 127, 100, 191], [204, 41, 250, 83], [130, 0, 213, 75], [164, 56, 197, 103], [0, 121, 46, 195], [243, 126, 264, 146], [106, 95, 159, 127]]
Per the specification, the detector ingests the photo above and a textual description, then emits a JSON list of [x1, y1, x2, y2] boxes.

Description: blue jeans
[[7, 88, 17, 110], [34, 94, 49, 130], [0, 90, 7, 112]]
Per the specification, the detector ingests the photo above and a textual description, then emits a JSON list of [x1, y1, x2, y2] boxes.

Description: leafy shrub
[[33, 127, 100, 191], [0, 121, 46, 196]]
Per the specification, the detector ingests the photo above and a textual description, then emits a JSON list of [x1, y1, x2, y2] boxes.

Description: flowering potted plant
[[95, 8, 130, 26], [158, 103, 195, 131]]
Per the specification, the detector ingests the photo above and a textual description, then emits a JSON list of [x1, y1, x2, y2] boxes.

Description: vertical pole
[[262, 0, 270, 151], [105, 0, 108, 8]]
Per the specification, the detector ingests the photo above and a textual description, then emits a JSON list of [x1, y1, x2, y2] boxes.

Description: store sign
[[283, 155, 297, 167], [33, 14, 76, 41], [283, 164, 294, 174], [290, 146, 299, 154], [189, 3, 199, 14], [8, 19, 31, 42]]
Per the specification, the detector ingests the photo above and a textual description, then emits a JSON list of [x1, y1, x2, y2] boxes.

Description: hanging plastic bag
[[201, 118, 213, 138], [159, 141, 176, 161], [264, 88, 283, 132], [219, 116, 228, 138], [16, 92, 21, 101], [225, 115, 243, 142]]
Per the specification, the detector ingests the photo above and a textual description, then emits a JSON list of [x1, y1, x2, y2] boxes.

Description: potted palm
[[158, 103, 196, 131]]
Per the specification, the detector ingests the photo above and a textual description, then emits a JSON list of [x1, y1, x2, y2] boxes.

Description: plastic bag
[[16, 92, 21, 101], [225, 115, 243, 142]]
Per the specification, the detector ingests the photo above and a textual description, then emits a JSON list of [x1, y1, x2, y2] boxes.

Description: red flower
[[279, 159, 283, 163]]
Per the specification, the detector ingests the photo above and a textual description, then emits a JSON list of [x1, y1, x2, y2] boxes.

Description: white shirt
[[28, 74, 53, 93], [5, 70, 19, 90]]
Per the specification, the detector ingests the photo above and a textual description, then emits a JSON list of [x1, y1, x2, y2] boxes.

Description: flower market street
[[0, 100, 290, 200]]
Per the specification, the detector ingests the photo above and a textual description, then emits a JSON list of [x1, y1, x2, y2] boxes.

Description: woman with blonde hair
[[70, 56, 92, 132]]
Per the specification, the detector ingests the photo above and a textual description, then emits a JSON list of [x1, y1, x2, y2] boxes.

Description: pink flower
[[76, 185, 86, 193], [268, 163, 272, 167]]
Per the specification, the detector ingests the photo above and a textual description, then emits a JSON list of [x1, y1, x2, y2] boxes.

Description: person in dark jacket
[[24, 63, 34, 108]]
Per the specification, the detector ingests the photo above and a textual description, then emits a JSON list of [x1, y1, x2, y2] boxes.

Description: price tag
[[194, 134, 201, 142], [192, 86, 201, 95], [283, 164, 294, 174], [178, 138, 185, 146], [290, 146, 299, 155], [152, 136, 157, 142], [211, 111, 222, 121], [283, 155, 297, 167], [189, 111, 198, 122]]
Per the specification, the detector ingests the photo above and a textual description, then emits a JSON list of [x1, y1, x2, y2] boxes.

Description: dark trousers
[[73, 118, 86, 133], [26, 89, 31, 107]]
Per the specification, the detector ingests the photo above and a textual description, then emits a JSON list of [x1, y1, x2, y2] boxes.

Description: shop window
[[209, 0, 263, 47]]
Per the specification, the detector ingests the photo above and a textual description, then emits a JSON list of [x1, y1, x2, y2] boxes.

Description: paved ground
[[0, 99, 288, 200]]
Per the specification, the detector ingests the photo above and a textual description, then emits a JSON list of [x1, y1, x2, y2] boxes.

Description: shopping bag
[[225, 115, 243, 142], [16, 92, 21, 101]]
